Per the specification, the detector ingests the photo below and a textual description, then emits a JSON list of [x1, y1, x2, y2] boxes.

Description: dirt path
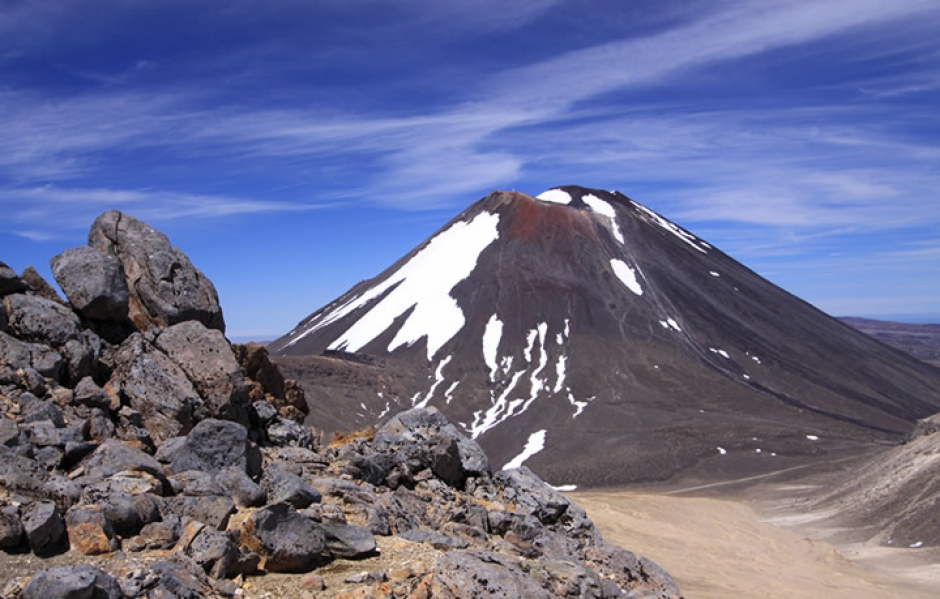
[[569, 490, 938, 599]]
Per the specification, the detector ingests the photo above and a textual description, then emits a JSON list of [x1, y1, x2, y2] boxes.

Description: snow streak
[[502, 429, 547, 470], [287, 212, 500, 360]]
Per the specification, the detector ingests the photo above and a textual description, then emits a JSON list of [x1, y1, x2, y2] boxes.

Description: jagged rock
[[142, 556, 217, 598], [127, 518, 180, 551], [111, 333, 201, 444], [15, 366, 46, 397], [42, 475, 83, 511], [252, 400, 278, 425], [88, 209, 225, 332], [83, 408, 117, 442], [0, 261, 29, 297], [59, 332, 100, 386], [266, 417, 315, 448], [216, 466, 266, 507], [262, 468, 320, 509], [170, 469, 227, 497], [0, 330, 63, 380], [50, 246, 129, 322], [72, 376, 111, 409], [177, 519, 258, 579], [0, 451, 50, 497], [64, 504, 120, 555], [371, 407, 491, 489], [2, 293, 82, 348], [79, 439, 165, 482], [234, 342, 286, 398], [495, 467, 570, 525], [429, 550, 553, 598], [20, 564, 122, 599], [161, 495, 236, 531], [156, 321, 250, 425], [21, 500, 65, 555], [18, 266, 64, 304], [168, 418, 260, 477], [241, 503, 327, 572], [584, 543, 683, 599], [19, 395, 66, 427], [0, 508, 24, 549]]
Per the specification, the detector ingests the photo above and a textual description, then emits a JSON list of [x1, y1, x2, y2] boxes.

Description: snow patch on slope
[[536, 189, 572, 204], [610, 259, 643, 295], [416, 355, 452, 408], [583, 194, 624, 244], [482, 314, 503, 382], [289, 212, 500, 360], [502, 429, 547, 470], [660, 318, 681, 332]]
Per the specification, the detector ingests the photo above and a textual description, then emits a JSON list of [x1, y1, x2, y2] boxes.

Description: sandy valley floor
[[569, 489, 940, 599]]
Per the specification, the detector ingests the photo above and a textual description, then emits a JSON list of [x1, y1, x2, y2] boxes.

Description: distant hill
[[840, 317, 940, 367]]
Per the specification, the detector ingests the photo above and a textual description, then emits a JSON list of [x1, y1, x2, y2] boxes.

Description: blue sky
[[1, 0, 939, 341]]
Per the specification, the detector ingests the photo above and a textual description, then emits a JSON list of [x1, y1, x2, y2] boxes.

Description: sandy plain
[[569, 486, 940, 599]]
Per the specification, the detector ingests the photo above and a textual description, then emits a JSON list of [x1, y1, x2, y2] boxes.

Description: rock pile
[[0, 212, 681, 598]]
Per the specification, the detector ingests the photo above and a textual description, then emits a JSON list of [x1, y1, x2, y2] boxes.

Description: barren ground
[[569, 484, 940, 599]]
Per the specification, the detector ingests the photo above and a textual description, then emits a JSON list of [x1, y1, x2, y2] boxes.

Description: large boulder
[[20, 564, 123, 599], [155, 321, 250, 425], [88, 210, 225, 332], [168, 418, 259, 476], [2, 293, 81, 347], [50, 246, 129, 322], [241, 503, 327, 572], [110, 333, 202, 444]]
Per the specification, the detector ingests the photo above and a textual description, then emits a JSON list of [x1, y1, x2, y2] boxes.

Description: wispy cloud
[[2, 0, 939, 250], [2, 185, 326, 240]]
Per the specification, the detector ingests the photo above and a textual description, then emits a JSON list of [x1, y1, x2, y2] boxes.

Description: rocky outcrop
[[88, 210, 225, 333], [0, 210, 681, 598], [50, 246, 129, 323]]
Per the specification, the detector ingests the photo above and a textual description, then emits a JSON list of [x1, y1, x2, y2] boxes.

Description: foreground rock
[[0, 210, 681, 598]]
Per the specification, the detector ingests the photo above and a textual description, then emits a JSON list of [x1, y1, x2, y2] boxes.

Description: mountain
[[270, 186, 940, 487]]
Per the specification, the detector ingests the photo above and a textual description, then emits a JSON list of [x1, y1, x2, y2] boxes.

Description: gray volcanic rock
[[18, 266, 65, 304], [3, 294, 81, 348], [156, 321, 250, 426], [0, 262, 28, 297], [241, 503, 327, 572], [0, 331, 63, 379], [20, 565, 122, 599], [88, 209, 225, 333], [21, 501, 65, 555], [79, 439, 165, 482], [271, 186, 940, 487], [50, 246, 129, 322], [111, 333, 201, 444], [168, 418, 258, 476]]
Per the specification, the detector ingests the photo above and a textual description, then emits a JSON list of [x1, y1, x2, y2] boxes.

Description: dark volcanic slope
[[271, 187, 940, 486], [840, 317, 940, 367]]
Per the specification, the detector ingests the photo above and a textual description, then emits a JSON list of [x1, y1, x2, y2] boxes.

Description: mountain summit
[[270, 187, 940, 486]]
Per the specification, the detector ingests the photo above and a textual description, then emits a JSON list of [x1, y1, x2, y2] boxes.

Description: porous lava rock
[[50, 246, 129, 323], [88, 209, 225, 333]]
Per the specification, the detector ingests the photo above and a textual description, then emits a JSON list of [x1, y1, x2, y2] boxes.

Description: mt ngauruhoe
[[270, 186, 940, 486]]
